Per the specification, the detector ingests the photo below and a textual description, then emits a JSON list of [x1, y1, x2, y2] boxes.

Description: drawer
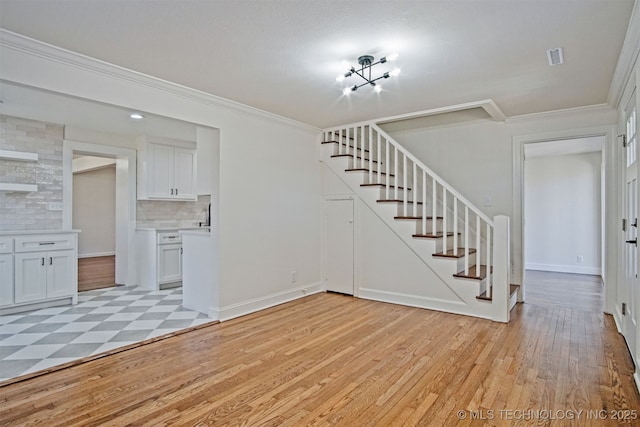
[[0, 237, 12, 254], [157, 232, 182, 245], [14, 234, 77, 253]]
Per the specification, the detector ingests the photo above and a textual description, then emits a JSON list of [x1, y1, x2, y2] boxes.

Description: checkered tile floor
[[0, 286, 211, 382]]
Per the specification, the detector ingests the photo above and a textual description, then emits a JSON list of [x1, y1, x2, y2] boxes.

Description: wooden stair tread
[[331, 154, 380, 164], [412, 232, 455, 239], [453, 265, 489, 280], [322, 140, 369, 153], [433, 248, 477, 259], [378, 199, 424, 205], [476, 284, 520, 301], [346, 168, 395, 177], [362, 183, 410, 190]]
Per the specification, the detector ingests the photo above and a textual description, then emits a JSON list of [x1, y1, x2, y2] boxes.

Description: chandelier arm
[[352, 69, 373, 84]]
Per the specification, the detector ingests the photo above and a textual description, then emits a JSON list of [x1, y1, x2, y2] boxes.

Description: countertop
[[136, 226, 211, 232], [0, 229, 81, 236], [180, 229, 212, 236]]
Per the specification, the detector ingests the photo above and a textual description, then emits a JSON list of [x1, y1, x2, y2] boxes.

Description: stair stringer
[[321, 147, 494, 320]]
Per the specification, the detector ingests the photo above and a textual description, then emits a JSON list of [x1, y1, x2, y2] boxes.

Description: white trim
[[0, 183, 38, 192], [78, 252, 116, 259], [218, 282, 323, 322], [0, 149, 38, 162], [608, 1, 640, 109], [63, 140, 137, 286], [357, 288, 489, 320], [0, 29, 319, 134], [374, 99, 506, 124], [525, 264, 601, 276]]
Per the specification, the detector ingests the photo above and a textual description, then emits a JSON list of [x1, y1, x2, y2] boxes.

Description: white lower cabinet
[[0, 253, 14, 307], [1, 232, 78, 314], [137, 229, 183, 290]]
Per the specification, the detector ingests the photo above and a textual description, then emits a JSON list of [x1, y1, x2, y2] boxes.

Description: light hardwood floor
[[78, 255, 116, 292], [1, 273, 639, 426]]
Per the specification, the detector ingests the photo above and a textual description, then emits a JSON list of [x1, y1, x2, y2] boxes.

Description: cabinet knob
[[41, 257, 45, 266]]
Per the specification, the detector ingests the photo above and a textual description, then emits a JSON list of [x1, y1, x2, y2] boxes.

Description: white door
[[325, 198, 354, 295], [47, 250, 76, 298], [0, 254, 14, 306], [623, 90, 638, 363], [14, 252, 47, 303], [148, 142, 174, 198]]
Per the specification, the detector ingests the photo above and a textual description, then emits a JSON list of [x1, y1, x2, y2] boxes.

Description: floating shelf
[[0, 183, 38, 192], [0, 150, 38, 162]]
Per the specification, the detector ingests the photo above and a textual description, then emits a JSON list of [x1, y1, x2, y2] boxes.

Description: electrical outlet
[[291, 270, 297, 283], [484, 196, 492, 207], [577, 256, 584, 263], [48, 202, 63, 211]]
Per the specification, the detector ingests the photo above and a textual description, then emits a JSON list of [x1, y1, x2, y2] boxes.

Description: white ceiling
[[0, 0, 635, 128]]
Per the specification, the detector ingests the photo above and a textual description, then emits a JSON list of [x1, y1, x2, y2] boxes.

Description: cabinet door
[[14, 252, 47, 303], [157, 243, 182, 283], [147, 143, 174, 198], [173, 147, 196, 200], [0, 254, 14, 307], [47, 250, 77, 298]]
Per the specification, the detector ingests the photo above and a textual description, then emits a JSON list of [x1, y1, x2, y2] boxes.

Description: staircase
[[321, 123, 518, 322]]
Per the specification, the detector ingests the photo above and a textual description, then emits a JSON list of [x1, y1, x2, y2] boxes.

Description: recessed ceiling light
[[130, 113, 145, 120], [546, 48, 564, 66]]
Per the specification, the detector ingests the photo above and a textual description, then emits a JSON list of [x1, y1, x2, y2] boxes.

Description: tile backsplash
[[136, 195, 211, 228], [0, 115, 64, 230]]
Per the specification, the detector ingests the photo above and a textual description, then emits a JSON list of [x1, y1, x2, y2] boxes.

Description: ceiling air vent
[[546, 47, 564, 66]]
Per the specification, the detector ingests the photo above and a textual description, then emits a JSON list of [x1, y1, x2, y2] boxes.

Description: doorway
[[62, 141, 137, 287], [324, 198, 354, 295], [72, 154, 117, 291]]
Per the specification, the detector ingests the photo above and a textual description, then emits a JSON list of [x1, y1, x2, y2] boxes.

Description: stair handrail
[[369, 123, 493, 226]]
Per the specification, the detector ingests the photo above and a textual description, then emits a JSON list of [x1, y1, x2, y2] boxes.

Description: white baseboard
[[525, 263, 601, 275], [78, 252, 116, 259], [219, 282, 323, 322], [357, 288, 490, 320]]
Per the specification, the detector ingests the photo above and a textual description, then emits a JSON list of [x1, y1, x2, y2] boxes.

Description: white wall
[[73, 166, 116, 257], [0, 31, 322, 318], [524, 151, 602, 275]]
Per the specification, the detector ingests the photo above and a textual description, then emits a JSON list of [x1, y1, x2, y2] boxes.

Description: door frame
[[512, 125, 618, 312], [322, 194, 357, 296], [62, 140, 137, 286]]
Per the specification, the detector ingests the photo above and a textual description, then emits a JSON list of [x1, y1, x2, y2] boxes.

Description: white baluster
[[432, 179, 437, 235], [464, 207, 469, 275], [377, 133, 381, 184], [476, 215, 481, 281], [442, 190, 448, 253], [394, 146, 399, 201], [453, 198, 458, 256], [369, 126, 373, 183], [360, 125, 366, 169], [413, 162, 417, 216], [422, 170, 427, 234], [386, 139, 390, 199], [403, 155, 408, 216]]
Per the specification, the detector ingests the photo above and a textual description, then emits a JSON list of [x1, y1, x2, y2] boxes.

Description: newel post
[[492, 215, 511, 323]]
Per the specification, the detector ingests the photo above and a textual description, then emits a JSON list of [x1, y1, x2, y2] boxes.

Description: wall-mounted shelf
[[0, 183, 38, 192], [0, 150, 38, 162]]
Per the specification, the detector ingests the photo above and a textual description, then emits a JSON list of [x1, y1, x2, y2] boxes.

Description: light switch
[[484, 196, 492, 207]]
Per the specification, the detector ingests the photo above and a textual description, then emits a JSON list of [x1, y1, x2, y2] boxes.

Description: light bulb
[[390, 67, 401, 77], [374, 85, 382, 93], [336, 74, 345, 82], [343, 87, 351, 96], [130, 113, 145, 120], [386, 53, 399, 62]]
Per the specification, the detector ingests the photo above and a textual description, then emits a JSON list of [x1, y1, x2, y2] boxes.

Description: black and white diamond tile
[[0, 286, 211, 382]]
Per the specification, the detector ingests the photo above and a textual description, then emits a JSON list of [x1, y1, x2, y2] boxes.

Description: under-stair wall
[[321, 123, 515, 322]]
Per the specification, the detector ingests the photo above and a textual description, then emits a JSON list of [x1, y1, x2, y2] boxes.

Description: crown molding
[[0, 29, 320, 133], [505, 103, 616, 124], [608, 0, 640, 109]]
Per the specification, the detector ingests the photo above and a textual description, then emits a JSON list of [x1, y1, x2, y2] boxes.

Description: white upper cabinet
[[137, 136, 197, 201]]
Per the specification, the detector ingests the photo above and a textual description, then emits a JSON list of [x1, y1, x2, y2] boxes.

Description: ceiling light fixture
[[129, 112, 145, 120], [337, 54, 401, 95]]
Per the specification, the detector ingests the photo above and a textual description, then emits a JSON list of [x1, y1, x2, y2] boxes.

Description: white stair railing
[[323, 123, 511, 322]]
